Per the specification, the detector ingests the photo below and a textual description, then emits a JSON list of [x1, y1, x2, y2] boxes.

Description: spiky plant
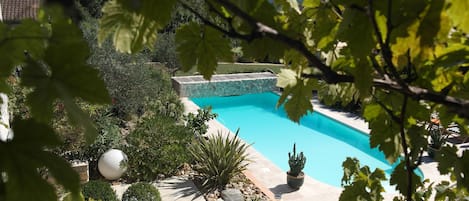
[[188, 129, 250, 190], [288, 143, 306, 177]]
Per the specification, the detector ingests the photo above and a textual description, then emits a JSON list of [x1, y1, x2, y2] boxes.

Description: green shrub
[[122, 183, 161, 201], [82, 112, 123, 178], [124, 115, 193, 181], [145, 91, 184, 121], [184, 107, 218, 137], [189, 129, 250, 190], [82, 180, 118, 201]]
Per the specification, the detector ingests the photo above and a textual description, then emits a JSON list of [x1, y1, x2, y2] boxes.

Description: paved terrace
[[181, 95, 466, 201]]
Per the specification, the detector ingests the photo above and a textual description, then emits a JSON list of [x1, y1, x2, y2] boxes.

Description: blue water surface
[[191, 92, 422, 188]]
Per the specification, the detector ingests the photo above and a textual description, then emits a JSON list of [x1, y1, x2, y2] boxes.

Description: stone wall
[[172, 73, 277, 97]]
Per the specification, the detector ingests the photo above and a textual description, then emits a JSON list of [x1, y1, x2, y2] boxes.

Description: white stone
[[98, 149, 128, 180]]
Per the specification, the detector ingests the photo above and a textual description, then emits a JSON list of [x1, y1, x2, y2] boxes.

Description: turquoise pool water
[[191, 92, 422, 188]]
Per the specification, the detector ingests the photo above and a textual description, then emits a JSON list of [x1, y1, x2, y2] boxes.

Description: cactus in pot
[[287, 143, 306, 189]]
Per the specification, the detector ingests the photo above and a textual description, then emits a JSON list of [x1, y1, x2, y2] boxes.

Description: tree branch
[[178, 0, 469, 119], [397, 96, 414, 201], [367, 0, 408, 90], [214, 0, 353, 84]]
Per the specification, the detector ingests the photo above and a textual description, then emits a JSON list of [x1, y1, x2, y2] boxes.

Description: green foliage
[[98, 0, 162, 53], [436, 147, 469, 189], [152, 32, 180, 69], [434, 181, 469, 201], [0, 6, 110, 201], [184, 107, 218, 136], [5, 0, 469, 199], [428, 125, 447, 149], [0, 118, 81, 201], [81, 112, 122, 178], [124, 115, 193, 181], [188, 130, 250, 190], [79, 0, 106, 18], [81, 180, 118, 201], [62, 192, 85, 201], [122, 182, 161, 201], [340, 158, 386, 201], [287, 143, 306, 177], [145, 91, 184, 121], [176, 23, 233, 79]]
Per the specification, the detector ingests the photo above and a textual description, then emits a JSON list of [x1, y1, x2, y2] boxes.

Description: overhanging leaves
[[99, 0, 160, 53], [0, 119, 80, 201], [277, 77, 316, 122], [176, 23, 233, 79], [20, 12, 110, 143], [447, 0, 469, 33]]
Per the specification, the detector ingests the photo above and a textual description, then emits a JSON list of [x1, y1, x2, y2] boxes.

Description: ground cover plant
[[122, 182, 161, 201], [81, 180, 118, 201]]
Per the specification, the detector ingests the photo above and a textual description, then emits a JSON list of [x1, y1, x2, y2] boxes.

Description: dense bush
[[81, 15, 170, 119], [184, 107, 218, 136], [122, 183, 161, 201], [82, 180, 118, 201], [144, 88, 184, 121], [152, 32, 179, 70], [189, 130, 250, 190], [82, 111, 123, 178], [124, 115, 193, 181]]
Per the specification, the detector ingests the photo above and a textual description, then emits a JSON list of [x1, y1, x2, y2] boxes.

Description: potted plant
[[428, 125, 447, 158], [287, 143, 306, 189]]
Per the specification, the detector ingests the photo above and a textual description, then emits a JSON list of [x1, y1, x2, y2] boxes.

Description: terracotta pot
[[287, 171, 305, 189]]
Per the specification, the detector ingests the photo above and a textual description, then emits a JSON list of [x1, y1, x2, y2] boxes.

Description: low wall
[[172, 73, 277, 97]]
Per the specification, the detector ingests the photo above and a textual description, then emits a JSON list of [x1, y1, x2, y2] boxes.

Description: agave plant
[[188, 129, 250, 190]]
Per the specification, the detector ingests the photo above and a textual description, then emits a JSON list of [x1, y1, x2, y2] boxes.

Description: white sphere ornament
[[98, 149, 128, 180]]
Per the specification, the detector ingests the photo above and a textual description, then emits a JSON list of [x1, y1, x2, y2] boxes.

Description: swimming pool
[[191, 92, 421, 188]]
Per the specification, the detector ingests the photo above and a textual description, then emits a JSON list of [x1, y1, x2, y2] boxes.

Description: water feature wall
[[172, 72, 277, 97]]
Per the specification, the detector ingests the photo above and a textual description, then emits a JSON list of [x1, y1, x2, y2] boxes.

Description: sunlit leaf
[[276, 69, 297, 88], [278, 78, 315, 122], [176, 23, 233, 80], [447, 0, 469, 33], [99, 0, 160, 53]]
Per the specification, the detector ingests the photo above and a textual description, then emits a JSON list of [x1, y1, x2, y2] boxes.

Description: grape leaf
[[436, 147, 469, 189], [366, 102, 403, 163], [20, 14, 110, 143], [0, 20, 47, 92], [0, 118, 80, 201], [116, 0, 176, 24], [277, 78, 316, 122], [303, 3, 340, 50], [340, 157, 386, 201], [176, 23, 233, 80], [241, 38, 288, 62], [447, 0, 469, 33], [337, 6, 375, 59], [99, 0, 160, 53], [390, 162, 423, 196], [276, 69, 297, 89]]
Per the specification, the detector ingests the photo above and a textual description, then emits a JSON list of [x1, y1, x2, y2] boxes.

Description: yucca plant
[[188, 129, 250, 190]]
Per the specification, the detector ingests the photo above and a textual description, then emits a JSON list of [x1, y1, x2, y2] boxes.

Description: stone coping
[[172, 72, 276, 84]]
